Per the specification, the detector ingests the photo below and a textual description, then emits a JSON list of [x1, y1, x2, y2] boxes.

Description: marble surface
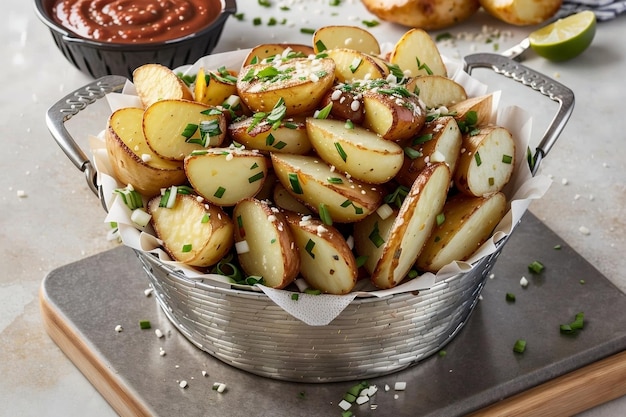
[[1, 0, 624, 416]]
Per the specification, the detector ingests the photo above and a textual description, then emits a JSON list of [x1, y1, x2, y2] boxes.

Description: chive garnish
[[335, 142, 347, 162], [288, 173, 303, 194], [139, 320, 151, 330], [513, 339, 526, 353], [368, 222, 385, 248], [528, 260, 545, 274], [436, 213, 445, 226], [404, 147, 422, 160], [474, 152, 482, 166], [214, 186, 226, 198], [182, 243, 192, 253], [502, 154, 513, 164], [248, 172, 264, 183], [201, 213, 210, 223], [315, 39, 327, 52], [318, 203, 333, 226], [305, 239, 316, 258], [327, 177, 343, 184]]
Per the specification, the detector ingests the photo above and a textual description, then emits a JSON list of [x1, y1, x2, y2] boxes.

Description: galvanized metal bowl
[[45, 53, 574, 382]]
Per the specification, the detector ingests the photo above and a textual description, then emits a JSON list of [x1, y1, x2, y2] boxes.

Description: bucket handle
[[463, 53, 575, 175], [45, 75, 127, 201]]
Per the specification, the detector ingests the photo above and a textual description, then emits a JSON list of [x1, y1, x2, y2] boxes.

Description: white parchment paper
[[91, 50, 552, 326]]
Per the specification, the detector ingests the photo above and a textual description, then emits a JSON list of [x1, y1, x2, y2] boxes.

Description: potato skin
[[361, 0, 481, 30]]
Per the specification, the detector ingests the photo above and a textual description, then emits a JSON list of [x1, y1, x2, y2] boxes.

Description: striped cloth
[[558, 0, 626, 20]]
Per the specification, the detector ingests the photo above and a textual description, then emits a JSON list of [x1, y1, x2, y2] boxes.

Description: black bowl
[[34, 0, 237, 79]]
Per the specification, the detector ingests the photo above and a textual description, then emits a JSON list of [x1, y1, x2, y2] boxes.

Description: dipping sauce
[[52, 0, 220, 44]]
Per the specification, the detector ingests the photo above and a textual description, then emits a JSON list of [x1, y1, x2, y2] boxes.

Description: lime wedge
[[529, 11, 596, 62]]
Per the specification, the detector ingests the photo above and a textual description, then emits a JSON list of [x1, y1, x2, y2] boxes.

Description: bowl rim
[[33, 0, 237, 49]]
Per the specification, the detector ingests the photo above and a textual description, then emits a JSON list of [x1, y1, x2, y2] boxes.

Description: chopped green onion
[[315, 102, 333, 119], [304, 288, 322, 295], [305, 239, 316, 258], [554, 244, 562, 250], [315, 39, 327, 52], [258, 0, 270, 6], [201, 213, 210, 223], [327, 177, 343, 184], [130, 208, 151, 227], [253, 17, 262, 26], [182, 243, 192, 253], [412, 133, 433, 145], [248, 172, 265, 183], [139, 320, 151, 330], [318, 203, 333, 226], [404, 147, 422, 160], [355, 255, 367, 268], [288, 173, 303, 194], [505, 293, 516, 302], [438, 350, 447, 357], [474, 152, 482, 166], [361, 19, 379, 28], [513, 339, 526, 353], [334, 142, 347, 162], [436, 32, 453, 42], [181, 123, 198, 139], [349, 57, 362, 73], [436, 213, 445, 226], [489, 177, 495, 186], [344, 119, 354, 129], [114, 186, 143, 210], [502, 154, 513, 164], [368, 222, 384, 248], [300, 27, 315, 34], [528, 260, 545, 274], [560, 312, 585, 335], [291, 293, 299, 301], [214, 186, 226, 198]]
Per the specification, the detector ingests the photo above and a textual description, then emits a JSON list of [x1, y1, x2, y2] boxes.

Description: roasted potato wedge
[[416, 192, 507, 272], [306, 117, 404, 184], [396, 116, 462, 188], [361, 0, 480, 31], [454, 125, 516, 197], [271, 153, 383, 223], [133, 63, 193, 108], [233, 198, 299, 289], [105, 107, 186, 198], [143, 99, 227, 161], [449, 94, 495, 127], [389, 28, 447, 77], [312, 25, 381, 55], [326, 48, 389, 83], [284, 212, 358, 295], [184, 147, 268, 206], [361, 82, 427, 142], [243, 43, 315, 66], [228, 116, 312, 155], [193, 67, 238, 107], [236, 57, 336, 116], [369, 163, 451, 289], [147, 189, 234, 267], [407, 75, 468, 109]]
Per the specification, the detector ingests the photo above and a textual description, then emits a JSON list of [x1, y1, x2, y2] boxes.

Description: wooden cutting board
[[40, 213, 626, 417]]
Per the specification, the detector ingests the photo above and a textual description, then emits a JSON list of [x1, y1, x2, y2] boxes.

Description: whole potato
[[479, 0, 562, 25], [361, 0, 480, 30]]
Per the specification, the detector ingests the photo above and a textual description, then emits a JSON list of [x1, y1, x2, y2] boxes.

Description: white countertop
[[1, 0, 624, 415]]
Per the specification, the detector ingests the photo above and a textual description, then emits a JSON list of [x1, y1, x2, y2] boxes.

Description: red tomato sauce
[[52, 0, 220, 44]]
